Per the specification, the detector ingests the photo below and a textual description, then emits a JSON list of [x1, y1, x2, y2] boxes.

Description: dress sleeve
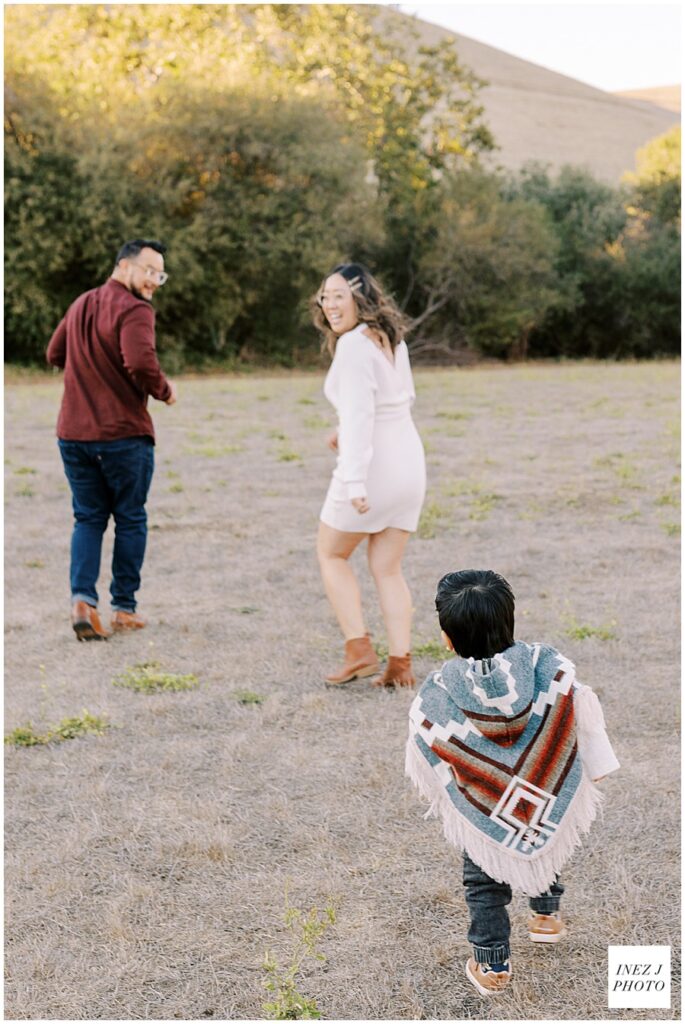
[[573, 683, 620, 781], [334, 332, 377, 499], [400, 341, 416, 404]]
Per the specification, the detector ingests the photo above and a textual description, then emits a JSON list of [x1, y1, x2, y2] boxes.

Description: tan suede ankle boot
[[372, 653, 416, 688], [325, 636, 380, 685]]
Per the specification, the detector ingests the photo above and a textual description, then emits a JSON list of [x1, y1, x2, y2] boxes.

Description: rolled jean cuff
[[472, 942, 510, 965], [111, 603, 135, 613], [530, 896, 561, 914], [72, 593, 97, 607]]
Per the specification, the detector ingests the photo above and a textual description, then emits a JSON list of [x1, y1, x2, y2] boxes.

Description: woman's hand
[[351, 496, 370, 515], [326, 430, 339, 452]]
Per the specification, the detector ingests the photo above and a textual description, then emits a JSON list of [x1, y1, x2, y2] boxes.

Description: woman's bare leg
[[317, 521, 368, 639], [367, 527, 412, 655]]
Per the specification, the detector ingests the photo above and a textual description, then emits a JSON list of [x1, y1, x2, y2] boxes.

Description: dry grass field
[[4, 361, 680, 1021]]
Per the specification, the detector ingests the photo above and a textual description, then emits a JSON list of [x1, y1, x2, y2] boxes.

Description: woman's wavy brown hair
[[310, 262, 409, 358]]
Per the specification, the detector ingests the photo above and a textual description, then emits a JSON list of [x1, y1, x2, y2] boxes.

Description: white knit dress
[[320, 324, 426, 534]]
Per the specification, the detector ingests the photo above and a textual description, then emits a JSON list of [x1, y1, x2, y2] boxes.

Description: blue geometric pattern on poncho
[[408, 642, 582, 857]]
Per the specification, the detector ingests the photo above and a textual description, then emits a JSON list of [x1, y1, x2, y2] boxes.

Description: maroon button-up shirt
[[46, 278, 172, 442]]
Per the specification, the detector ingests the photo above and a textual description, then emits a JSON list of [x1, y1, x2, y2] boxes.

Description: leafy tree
[[408, 170, 562, 358], [624, 125, 680, 224], [5, 4, 495, 363], [505, 165, 630, 357]]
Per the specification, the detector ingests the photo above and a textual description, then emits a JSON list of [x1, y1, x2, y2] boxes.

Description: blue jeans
[[58, 437, 154, 611], [463, 853, 564, 964]]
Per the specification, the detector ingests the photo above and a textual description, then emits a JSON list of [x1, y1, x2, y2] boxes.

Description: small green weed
[[182, 444, 243, 457], [302, 415, 329, 430], [5, 711, 109, 747], [374, 641, 389, 660], [25, 559, 45, 569], [662, 522, 680, 536], [413, 639, 449, 660], [234, 689, 266, 705], [417, 501, 450, 539], [278, 450, 302, 463], [442, 480, 502, 520], [113, 661, 199, 693], [593, 452, 640, 486], [14, 466, 37, 475], [565, 617, 617, 642], [436, 410, 471, 421], [269, 430, 288, 441], [655, 493, 679, 507], [169, 483, 184, 493], [296, 397, 315, 406], [262, 893, 336, 1020], [4, 724, 45, 747], [15, 484, 35, 497]]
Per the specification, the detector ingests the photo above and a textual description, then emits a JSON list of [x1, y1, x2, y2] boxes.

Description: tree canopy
[[4, 4, 680, 364]]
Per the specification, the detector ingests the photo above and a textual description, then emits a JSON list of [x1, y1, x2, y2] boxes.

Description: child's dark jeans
[[463, 853, 564, 964]]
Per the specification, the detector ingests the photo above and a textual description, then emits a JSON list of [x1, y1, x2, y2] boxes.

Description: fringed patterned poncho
[[405, 641, 604, 896]]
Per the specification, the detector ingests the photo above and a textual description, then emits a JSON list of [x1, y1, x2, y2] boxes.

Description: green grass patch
[[296, 397, 315, 406], [413, 639, 449, 660], [662, 522, 680, 536], [435, 410, 472, 421], [14, 466, 37, 475], [25, 559, 45, 569], [234, 689, 266, 705], [183, 444, 243, 457], [655, 492, 679, 507], [302, 415, 329, 430], [169, 483, 184, 493], [278, 450, 302, 463], [417, 500, 450, 539], [113, 661, 199, 694], [15, 484, 35, 497], [5, 711, 109, 747], [565, 617, 617, 642], [442, 479, 502, 520]]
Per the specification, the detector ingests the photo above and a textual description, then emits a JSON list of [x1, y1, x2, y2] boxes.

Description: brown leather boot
[[71, 601, 111, 641], [111, 610, 147, 632], [325, 636, 380, 685], [372, 653, 415, 688]]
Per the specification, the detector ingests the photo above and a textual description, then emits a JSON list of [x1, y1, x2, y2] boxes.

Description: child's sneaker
[[465, 957, 512, 995], [528, 911, 566, 943]]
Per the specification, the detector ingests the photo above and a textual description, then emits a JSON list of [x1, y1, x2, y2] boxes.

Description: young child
[[405, 569, 619, 996]]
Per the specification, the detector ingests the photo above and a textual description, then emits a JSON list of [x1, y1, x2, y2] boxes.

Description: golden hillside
[[386, 9, 678, 181]]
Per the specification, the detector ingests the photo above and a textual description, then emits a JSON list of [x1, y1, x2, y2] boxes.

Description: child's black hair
[[435, 569, 515, 659]]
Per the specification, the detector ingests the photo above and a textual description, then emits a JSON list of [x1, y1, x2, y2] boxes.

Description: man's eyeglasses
[[131, 261, 168, 286]]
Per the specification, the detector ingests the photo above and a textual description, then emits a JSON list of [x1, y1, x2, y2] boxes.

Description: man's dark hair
[[435, 569, 515, 659], [115, 239, 167, 265]]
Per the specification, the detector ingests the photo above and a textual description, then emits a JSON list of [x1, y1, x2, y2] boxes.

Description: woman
[[312, 262, 426, 688]]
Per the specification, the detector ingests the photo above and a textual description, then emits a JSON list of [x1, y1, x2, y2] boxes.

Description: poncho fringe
[[405, 731, 604, 897]]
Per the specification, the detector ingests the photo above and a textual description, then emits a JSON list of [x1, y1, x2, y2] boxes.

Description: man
[[46, 239, 177, 640]]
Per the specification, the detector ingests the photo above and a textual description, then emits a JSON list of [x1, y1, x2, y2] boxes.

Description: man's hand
[[326, 430, 338, 452], [351, 496, 370, 515], [165, 381, 178, 405]]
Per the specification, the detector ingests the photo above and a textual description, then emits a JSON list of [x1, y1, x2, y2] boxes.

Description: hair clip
[[348, 276, 363, 293]]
